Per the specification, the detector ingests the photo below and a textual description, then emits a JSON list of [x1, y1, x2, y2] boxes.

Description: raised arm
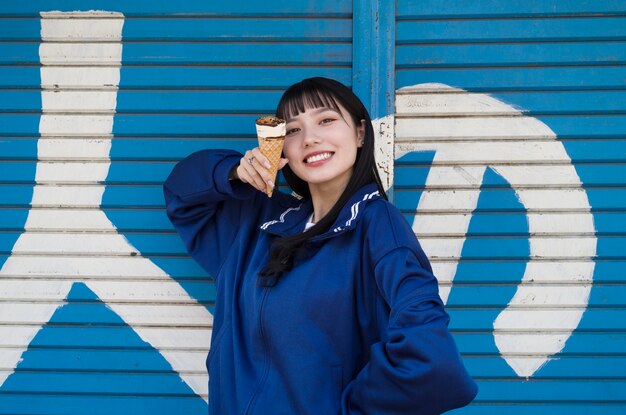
[[163, 149, 256, 276]]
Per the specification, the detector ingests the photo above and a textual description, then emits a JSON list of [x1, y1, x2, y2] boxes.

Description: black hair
[[258, 77, 388, 285]]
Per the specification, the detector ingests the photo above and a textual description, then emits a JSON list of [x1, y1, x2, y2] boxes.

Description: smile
[[305, 152, 333, 164]]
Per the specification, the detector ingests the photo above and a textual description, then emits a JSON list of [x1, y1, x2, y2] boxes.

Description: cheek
[[282, 142, 299, 165]]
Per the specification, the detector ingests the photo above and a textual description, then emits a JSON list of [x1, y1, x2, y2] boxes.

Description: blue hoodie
[[164, 149, 477, 415]]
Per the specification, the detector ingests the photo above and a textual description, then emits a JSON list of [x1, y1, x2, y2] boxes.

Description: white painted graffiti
[[0, 11, 211, 400], [394, 83, 597, 377]]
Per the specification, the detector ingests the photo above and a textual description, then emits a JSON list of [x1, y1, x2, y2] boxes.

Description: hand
[[233, 148, 289, 194]]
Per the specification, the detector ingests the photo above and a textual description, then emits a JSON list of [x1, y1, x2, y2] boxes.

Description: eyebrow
[[288, 107, 340, 121]]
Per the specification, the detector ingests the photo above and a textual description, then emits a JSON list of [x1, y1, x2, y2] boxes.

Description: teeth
[[306, 152, 332, 163]]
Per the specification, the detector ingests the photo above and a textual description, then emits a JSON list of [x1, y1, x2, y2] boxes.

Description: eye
[[286, 127, 300, 136], [320, 118, 335, 125]]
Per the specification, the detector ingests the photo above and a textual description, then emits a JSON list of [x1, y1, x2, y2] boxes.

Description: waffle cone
[[258, 136, 285, 197]]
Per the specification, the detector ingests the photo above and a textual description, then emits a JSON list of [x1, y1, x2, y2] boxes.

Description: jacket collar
[[260, 183, 382, 239]]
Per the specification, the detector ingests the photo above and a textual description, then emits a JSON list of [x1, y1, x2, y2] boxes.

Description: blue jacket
[[164, 149, 477, 415]]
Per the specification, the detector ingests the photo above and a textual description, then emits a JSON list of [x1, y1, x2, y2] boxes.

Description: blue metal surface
[[395, 1, 626, 414], [0, 17, 351, 42], [396, 42, 626, 67], [0, 284, 207, 413], [0, 2, 357, 413], [352, 0, 395, 119], [0, 0, 352, 17], [398, 1, 626, 18], [397, 17, 626, 43], [396, 67, 626, 90], [0, 0, 625, 413]]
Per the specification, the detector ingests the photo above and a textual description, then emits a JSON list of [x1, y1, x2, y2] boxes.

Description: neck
[[308, 181, 347, 223]]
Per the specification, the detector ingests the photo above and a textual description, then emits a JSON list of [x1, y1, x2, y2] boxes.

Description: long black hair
[[258, 77, 387, 285]]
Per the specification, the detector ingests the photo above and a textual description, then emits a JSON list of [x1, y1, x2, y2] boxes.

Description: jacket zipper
[[244, 287, 271, 414]]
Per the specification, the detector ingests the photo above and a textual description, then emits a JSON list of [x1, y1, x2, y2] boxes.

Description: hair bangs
[[277, 85, 342, 121]]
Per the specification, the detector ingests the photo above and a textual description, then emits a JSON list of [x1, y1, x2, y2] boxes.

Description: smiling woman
[[283, 105, 363, 201], [164, 77, 478, 414]]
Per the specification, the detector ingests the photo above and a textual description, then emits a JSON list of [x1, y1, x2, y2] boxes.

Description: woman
[[164, 77, 477, 414]]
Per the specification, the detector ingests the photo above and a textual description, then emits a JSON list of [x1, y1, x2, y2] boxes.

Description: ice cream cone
[[255, 116, 286, 197]]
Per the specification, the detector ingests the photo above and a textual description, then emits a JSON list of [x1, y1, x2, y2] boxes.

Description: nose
[[302, 127, 321, 147]]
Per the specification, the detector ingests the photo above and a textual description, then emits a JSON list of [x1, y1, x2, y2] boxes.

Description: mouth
[[304, 152, 334, 164]]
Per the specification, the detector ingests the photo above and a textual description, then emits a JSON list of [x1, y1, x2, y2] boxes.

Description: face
[[282, 103, 365, 194]]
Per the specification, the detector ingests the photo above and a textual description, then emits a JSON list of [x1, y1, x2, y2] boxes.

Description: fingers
[[237, 149, 277, 194], [249, 148, 272, 170], [238, 153, 267, 191]]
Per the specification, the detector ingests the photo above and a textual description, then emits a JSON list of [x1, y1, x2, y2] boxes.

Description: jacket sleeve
[[163, 149, 257, 277], [341, 246, 478, 415]]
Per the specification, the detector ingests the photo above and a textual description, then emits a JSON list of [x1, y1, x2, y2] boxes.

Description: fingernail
[[264, 161, 271, 169], [268, 180, 275, 188]]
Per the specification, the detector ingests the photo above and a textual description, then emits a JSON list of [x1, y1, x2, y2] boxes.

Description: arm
[[163, 149, 256, 276], [341, 247, 478, 415]]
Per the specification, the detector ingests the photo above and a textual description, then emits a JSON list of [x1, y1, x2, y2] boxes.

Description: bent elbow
[[431, 359, 478, 412]]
